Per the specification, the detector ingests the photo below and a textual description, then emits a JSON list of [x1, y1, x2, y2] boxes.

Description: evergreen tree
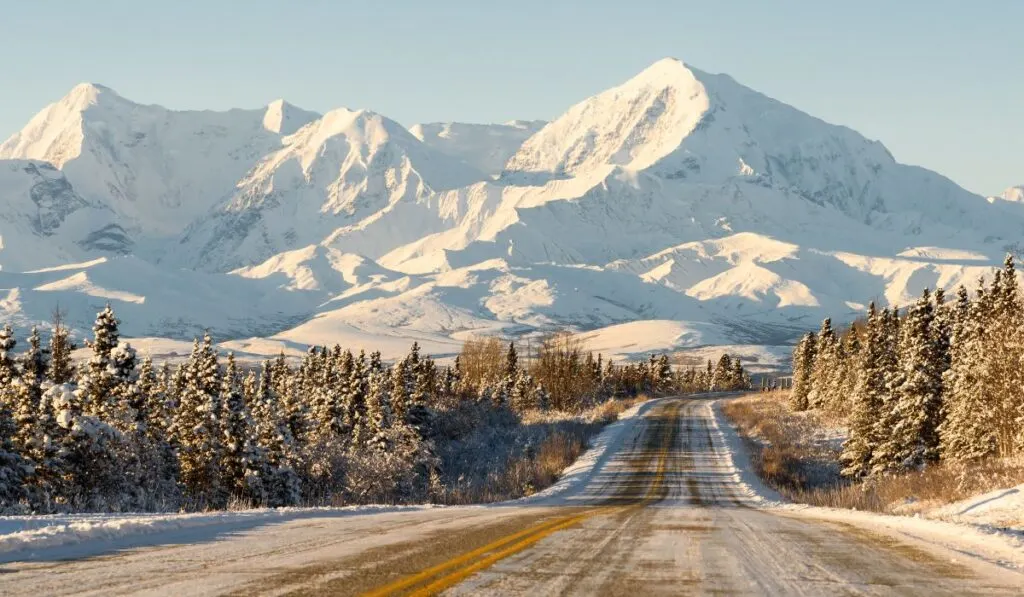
[[873, 290, 943, 473], [220, 353, 264, 504], [0, 400, 27, 511], [790, 332, 817, 411], [12, 328, 44, 454], [807, 319, 836, 409], [48, 310, 76, 384], [249, 362, 300, 506], [656, 354, 673, 393], [841, 303, 884, 477], [364, 367, 392, 451], [940, 284, 997, 461], [174, 336, 225, 508], [0, 324, 17, 387], [76, 305, 121, 417]]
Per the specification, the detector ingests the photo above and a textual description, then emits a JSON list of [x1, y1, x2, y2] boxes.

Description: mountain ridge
[[0, 59, 1019, 359]]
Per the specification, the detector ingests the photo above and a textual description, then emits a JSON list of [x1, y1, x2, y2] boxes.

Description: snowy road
[[2, 397, 1023, 595]]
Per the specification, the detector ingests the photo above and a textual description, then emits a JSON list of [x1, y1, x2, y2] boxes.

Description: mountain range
[[1, 58, 1021, 362]]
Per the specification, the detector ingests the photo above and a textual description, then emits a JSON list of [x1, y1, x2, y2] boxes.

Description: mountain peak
[[262, 99, 319, 135], [505, 57, 711, 176], [61, 82, 123, 110], [1000, 186, 1024, 202]]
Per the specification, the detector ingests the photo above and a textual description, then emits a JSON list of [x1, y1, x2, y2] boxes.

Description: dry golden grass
[[723, 392, 840, 492], [723, 392, 1024, 514], [792, 458, 1024, 514]]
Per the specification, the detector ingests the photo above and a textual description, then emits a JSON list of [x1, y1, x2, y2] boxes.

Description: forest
[[0, 311, 749, 513], [791, 255, 1024, 478]]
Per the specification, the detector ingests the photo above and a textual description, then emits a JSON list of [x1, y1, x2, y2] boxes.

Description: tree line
[[790, 255, 1024, 478], [0, 309, 749, 513]]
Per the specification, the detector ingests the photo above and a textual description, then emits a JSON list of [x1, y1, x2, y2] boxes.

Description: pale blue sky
[[1, 0, 1020, 195]]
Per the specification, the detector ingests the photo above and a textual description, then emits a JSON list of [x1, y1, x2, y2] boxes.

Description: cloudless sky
[[1, 0, 1020, 195]]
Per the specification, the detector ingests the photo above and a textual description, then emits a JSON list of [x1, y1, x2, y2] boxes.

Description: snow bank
[[513, 398, 658, 506], [0, 505, 434, 563], [713, 396, 1024, 570], [928, 484, 1024, 530], [709, 398, 784, 504]]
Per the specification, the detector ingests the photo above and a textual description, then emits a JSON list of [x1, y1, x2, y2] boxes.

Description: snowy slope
[[0, 256, 321, 340], [0, 61, 1020, 354], [0, 159, 123, 270], [411, 120, 545, 176], [0, 84, 319, 243], [174, 108, 485, 272]]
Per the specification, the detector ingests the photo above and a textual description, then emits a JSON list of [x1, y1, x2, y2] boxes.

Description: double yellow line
[[363, 401, 679, 596]]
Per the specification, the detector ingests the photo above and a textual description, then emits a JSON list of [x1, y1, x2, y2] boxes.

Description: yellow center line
[[361, 400, 680, 596]]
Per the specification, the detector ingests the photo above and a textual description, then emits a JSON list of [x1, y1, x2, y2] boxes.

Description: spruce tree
[[0, 400, 27, 511], [873, 289, 943, 473], [0, 324, 17, 387], [48, 310, 76, 384], [249, 362, 300, 506], [807, 319, 836, 409], [841, 303, 884, 477], [790, 332, 817, 411], [76, 305, 121, 417], [221, 353, 264, 504], [940, 284, 997, 461], [174, 336, 225, 508]]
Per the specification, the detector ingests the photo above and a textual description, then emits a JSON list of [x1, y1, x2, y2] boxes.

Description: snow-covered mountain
[[0, 59, 1019, 358], [0, 84, 319, 248], [173, 108, 485, 272], [993, 185, 1024, 203], [410, 120, 546, 177]]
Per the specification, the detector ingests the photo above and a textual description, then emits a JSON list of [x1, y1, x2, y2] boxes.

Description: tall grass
[[722, 393, 1024, 514]]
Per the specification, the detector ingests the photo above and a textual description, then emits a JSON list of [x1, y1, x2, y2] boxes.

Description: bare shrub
[[458, 336, 506, 395]]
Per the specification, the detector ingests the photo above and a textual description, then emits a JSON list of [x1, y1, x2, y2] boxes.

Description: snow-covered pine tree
[[220, 353, 264, 505], [988, 256, 1024, 455], [711, 354, 732, 392], [23, 381, 66, 512], [174, 336, 226, 509], [249, 361, 300, 506], [807, 318, 836, 409], [931, 288, 953, 406], [48, 310, 76, 385], [656, 354, 672, 393], [939, 282, 996, 461], [510, 369, 537, 412], [824, 324, 859, 414], [75, 305, 121, 417], [134, 356, 180, 508], [790, 332, 817, 411], [364, 367, 392, 451], [873, 289, 943, 473], [107, 342, 138, 431], [407, 355, 435, 437], [330, 349, 356, 443], [349, 351, 371, 448], [390, 357, 413, 421], [49, 381, 125, 510], [498, 342, 519, 407], [12, 328, 44, 454], [0, 324, 17, 388], [0, 400, 27, 511], [840, 303, 884, 477]]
